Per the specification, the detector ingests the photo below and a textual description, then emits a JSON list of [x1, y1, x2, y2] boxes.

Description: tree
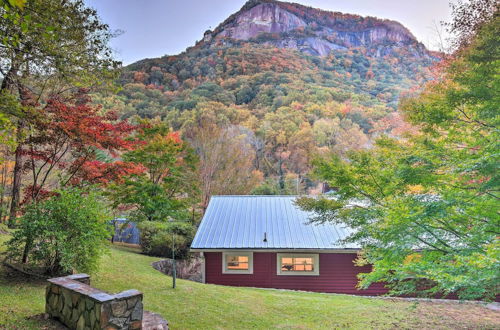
[[185, 121, 261, 212], [0, 0, 120, 223], [109, 119, 198, 223], [298, 2, 499, 300], [17, 89, 137, 206], [5, 186, 111, 275]]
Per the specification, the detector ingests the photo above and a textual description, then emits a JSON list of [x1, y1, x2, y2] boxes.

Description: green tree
[[6, 186, 111, 275], [298, 2, 499, 300], [109, 120, 198, 223]]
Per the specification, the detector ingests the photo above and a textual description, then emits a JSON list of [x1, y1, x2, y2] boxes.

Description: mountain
[[200, 0, 429, 57], [96, 0, 440, 195]]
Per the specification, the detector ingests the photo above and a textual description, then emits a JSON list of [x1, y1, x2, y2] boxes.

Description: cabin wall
[[204, 252, 388, 295]]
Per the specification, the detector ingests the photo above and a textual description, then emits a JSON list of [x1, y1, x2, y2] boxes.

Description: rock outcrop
[[216, 2, 307, 40], [200, 0, 429, 57]]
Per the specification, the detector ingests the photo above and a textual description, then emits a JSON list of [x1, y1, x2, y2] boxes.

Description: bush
[[137, 221, 195, 260], [6, 187, 111, 276]]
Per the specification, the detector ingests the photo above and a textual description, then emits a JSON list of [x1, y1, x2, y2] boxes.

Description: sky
[[84, 0, 454, 65]]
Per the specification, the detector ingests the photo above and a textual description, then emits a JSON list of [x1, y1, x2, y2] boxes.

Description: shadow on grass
[[0, 264, 68, 330]]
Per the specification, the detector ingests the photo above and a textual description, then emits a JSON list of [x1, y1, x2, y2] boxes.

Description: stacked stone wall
[[45, 274, 143, 330]]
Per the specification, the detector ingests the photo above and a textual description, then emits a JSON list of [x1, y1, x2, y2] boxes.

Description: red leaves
[[42, 97, 136, 153], [71, 160, 145, 185], [23, 90, 141, 201], [166, 131, 182, 145]]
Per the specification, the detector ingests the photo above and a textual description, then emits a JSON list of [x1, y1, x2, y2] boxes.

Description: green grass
[[0, 233, 499, 330]]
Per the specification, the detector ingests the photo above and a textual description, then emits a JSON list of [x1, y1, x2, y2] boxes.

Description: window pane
[[295, 258, 313, 264], [294, 264, 305, 271], [227, 255, 249, 270], [228, 262, 248, 270], [280, 255, 316, 272]]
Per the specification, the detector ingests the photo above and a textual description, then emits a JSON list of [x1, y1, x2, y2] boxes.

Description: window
[[222, 252, 253, 274], [277, 253, 319, 276], [227, 255, 249, 270]]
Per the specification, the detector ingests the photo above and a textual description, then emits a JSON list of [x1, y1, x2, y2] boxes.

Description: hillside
[[1, 234, 499, 329], [95, 0, 440, 197]]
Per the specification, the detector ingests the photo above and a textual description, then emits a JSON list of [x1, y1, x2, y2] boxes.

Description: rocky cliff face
[[216, 3, 307, 40], [201, 0, 428, 57]]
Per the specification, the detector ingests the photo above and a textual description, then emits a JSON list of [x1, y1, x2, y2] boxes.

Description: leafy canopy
[[298, 3, 499, 300], [109, 119, 198, 223]]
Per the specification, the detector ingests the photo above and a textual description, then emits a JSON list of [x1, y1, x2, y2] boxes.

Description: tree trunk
[[21, 235, 31, 263], [0, 162, 7, 223], [8, 141, 23, 228], [1, 65, 23, 228]]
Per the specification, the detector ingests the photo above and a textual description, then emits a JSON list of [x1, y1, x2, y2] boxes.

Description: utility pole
[[169, 218, 176, 289], [172, 230, 176, 289]]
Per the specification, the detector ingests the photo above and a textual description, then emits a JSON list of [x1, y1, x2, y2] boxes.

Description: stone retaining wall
[[45, 274, 143, 330], [152, 258, 202, 283]]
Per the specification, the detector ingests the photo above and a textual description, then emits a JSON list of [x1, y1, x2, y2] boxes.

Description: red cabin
[[191, 196, 387, 295]]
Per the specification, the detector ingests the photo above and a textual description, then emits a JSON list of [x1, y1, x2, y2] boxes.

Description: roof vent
[[263, 232, 267, 243]]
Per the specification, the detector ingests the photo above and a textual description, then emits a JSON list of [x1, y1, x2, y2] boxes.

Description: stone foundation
[[45, 274, 143, 330]]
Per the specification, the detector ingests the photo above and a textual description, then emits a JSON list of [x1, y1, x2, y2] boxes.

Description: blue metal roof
[[191, 196, 358, 250]]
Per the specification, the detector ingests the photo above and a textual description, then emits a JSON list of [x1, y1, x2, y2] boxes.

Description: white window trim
[[276, 253, 320, 276], [222, 251, 253, 274]]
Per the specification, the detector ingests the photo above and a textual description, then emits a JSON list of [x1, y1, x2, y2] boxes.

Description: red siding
[[204, 252, 388, 295]]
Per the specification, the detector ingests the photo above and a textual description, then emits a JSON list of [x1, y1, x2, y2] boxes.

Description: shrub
[[137, 221, 195, 260], [6, 187, 111, 276]]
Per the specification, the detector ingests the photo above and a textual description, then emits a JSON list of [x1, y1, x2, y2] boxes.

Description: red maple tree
[[21, 89, 141, 203]]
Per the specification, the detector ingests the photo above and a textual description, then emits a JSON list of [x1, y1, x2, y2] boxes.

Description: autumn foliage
[[21, 89, 139, 203]]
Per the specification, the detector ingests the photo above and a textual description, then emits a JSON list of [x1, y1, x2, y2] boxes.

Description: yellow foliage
[[406, 184, 425, 194], [403, 253, 422, 265]]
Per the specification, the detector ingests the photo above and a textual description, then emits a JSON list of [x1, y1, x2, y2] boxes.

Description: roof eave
[[190, 248, 361, 253]]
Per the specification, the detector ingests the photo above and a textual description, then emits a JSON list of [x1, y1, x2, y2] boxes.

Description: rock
[[218, 3, 306, 40], [100, 304, 110, 327], [142, 311, 169, 330], [126, 297, 140, 309], [104, 326, 118, 330], [486, 302, 500, 311], [94, 303, 102, 320], [57, 294, 64, 312], [109, 316, 127, 328], [51, 285, 60, 294], [62, 289, 73, 308], [76, 315, 85, 330], [131, 301, 143, 321], [72, 292, 80, 306], [78, 300, 86, 314], [203, 0, 428, 59], [86, 299, 94, 311], [130, 320, 142, 330], [71, 308, 80, 325], [110, 300, 127, 316], [62, 304, 72, 320], [84, 310, 91, 325], [48, 294, 57, 310]]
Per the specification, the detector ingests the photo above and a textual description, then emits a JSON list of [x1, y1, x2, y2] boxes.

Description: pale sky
[[85, 0, 454, 65]]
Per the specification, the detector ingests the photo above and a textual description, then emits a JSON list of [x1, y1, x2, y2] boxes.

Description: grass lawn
[[0, 232, 499, 330]]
